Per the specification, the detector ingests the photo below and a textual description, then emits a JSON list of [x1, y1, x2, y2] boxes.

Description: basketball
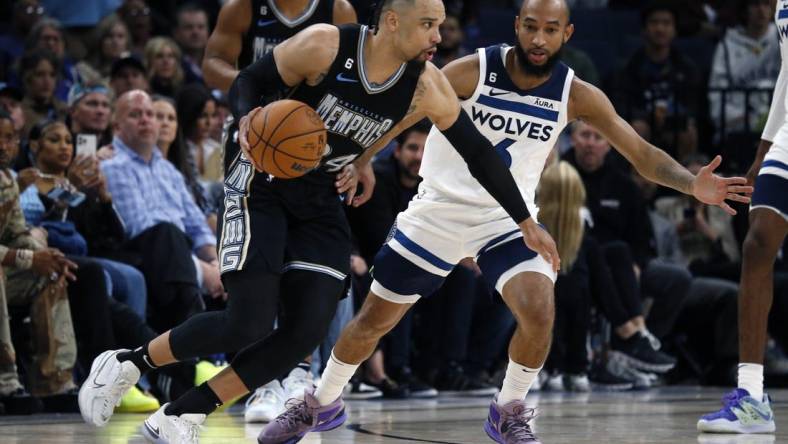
[[246, 99, 327, 178]]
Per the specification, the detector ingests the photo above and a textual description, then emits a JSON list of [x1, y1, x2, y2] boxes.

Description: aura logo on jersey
[[470, 105, 554, 141], [315, 94, 394, 148]]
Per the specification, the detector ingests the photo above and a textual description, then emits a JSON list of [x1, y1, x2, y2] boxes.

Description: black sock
[[164, 382, 222, 416], [117, 343, 157, 374]]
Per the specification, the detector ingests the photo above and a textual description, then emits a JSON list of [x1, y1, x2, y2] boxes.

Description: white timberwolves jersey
[[419, 44, 574, 218]]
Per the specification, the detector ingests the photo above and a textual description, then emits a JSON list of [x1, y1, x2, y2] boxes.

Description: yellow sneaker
[[115, 386, 160, 413], [194, 361, 242, 411]]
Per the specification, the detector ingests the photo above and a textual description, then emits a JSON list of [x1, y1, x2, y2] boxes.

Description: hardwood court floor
[[1, 387, 786, 443]]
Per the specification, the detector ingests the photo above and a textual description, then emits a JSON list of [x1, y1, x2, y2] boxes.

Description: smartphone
[[47, 187, 86, 207], [76, 134, 97, 157]]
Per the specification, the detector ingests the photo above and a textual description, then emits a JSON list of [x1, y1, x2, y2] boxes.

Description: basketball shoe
[[141, 403, 205, 444], [698, 388, 775, 434], [282, 367, 315, 400], [483, 396, 541, 443], [257, 390, 346, 444], [79, 349, 141, 427], [245, 380, 286, 423]]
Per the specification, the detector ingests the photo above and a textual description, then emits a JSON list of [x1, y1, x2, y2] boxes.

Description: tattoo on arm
[[405, 78, 427, 117], [653, 154, 694, 195]]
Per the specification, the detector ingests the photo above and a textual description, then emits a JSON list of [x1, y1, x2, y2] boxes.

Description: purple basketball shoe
[[484, 397, 541, 443], [257, 390, 346, 444]]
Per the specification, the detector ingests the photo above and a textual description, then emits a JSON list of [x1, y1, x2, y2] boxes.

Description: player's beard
[[514, 43, 563, 77]]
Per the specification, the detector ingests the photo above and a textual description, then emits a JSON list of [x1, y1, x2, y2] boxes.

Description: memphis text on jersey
[[315, 93, 394, 148]]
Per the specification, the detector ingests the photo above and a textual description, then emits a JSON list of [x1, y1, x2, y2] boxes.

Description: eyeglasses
[[128, 7, 151, 17], [23, 5, 45, 16]]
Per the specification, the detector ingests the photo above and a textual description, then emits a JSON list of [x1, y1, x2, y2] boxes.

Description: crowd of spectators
[[0, 0, 785, 416]]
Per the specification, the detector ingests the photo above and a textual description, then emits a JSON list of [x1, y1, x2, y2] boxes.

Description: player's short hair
[[370, 0, 416, 31]]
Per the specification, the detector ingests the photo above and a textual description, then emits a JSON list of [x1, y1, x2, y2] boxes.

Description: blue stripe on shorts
[[752, 173, 788, 217], [372, 245, 448, 297]]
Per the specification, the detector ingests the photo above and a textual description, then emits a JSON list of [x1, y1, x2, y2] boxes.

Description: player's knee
[[743, 225, 779, 262], [224, 318, 269, 349], [511, 291, 554, 328]]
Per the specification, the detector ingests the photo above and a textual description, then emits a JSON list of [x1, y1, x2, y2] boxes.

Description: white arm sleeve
[[762, 64, 788, 142]]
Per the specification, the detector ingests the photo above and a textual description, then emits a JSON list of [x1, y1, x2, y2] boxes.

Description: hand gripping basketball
[[240, 100, 328, 178]]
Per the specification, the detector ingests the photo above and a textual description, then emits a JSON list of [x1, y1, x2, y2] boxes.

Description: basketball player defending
[[78, 0, 563, 442], [202, 0, 358, 423], [698, 0, 784, 434], [263, 1, 753, 443]]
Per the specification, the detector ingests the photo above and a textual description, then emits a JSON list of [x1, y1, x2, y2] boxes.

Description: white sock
[[738, 363, 764, 401], [314, 351, 359, 405], [497, 359, 541, 405]]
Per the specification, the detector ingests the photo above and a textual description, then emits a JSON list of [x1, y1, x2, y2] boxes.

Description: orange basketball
[[246, 99, 327, 178]]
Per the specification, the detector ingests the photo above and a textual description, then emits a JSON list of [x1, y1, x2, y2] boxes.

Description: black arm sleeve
[[228, 50, 290, 119], [440, 109, 531, 224]]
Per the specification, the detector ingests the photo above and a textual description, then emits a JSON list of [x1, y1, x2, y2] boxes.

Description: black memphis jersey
[[239, 0, 334, 68], [286, 24, 423, 185]]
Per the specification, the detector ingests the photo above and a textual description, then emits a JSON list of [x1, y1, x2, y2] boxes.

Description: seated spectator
[[109, 55, 148, 98], [24, 17, 77, 102], [19, 50, 67, 137], [176, 84, 221, 183], [561, 45, 600, 86], [101, 89, 220, 331], [433, 13, 468, 68], [0, 110, 78, 412], [608, 0, 702, 160], [144, 37, 184, 98], [0, 83, 25, 137], [118, 0, 153, 56], [708, 0, 778, 140], [173, 3, 209, 84], [154, 94, 219, 230], [539, 161, 592, 391], [88, 15, 132, 79], [66, 81, 113, 149], [563, 120, 686, 382], [0, 0, 45, 67]]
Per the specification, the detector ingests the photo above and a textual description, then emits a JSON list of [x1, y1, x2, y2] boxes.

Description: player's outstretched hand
[[239, 107, 264, 172], [336, 163, 359, 205], [519, 218, 560, 274], [691, 155, 753, 216], [351, 162, 375, 207]]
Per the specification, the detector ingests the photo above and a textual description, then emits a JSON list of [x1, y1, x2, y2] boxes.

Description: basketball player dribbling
[[202, 0, 359, 424], [78, 1, 563, 442], [263, 1, 753, 443], [698, 0, 784, 434]]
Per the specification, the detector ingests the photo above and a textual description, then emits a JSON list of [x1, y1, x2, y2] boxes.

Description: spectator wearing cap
[[0, 83, 26, 137], [144, 37, 185, 98], [19, 50, 67, 138], [173, 3, 209, 85], [67, 81, 112, 148], [109, 55, 148, 97], [25, 17, 77, 102], [88, 15, 132, 79]]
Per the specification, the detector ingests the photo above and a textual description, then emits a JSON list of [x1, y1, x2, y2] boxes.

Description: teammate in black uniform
[[203, 0, 357, 92], [202, 0, 359, 422], [77, 1, 561, 442]]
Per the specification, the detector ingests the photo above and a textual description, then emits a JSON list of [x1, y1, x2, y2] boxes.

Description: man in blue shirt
[[101, 89, 222, 331]]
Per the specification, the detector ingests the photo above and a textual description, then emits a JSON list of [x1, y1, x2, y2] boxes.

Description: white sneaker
[[141, 403, 205, 444], [79, 349, 141, 427], [281, 367, 314, 401], [546, 372, 564, 391], [244, 380, 285, 423], [566, 374, 591, 392]]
